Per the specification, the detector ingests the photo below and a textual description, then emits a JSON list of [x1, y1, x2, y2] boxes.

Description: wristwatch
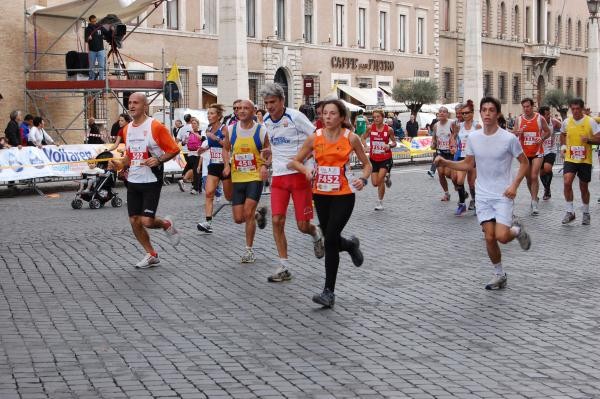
[[360, 177, 368, 186]]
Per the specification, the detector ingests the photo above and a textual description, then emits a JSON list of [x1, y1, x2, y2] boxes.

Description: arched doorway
[[274, 67, 289, 107], [537, 75, 546, 106]]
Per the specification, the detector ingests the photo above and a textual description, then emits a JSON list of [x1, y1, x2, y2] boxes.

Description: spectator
[[498, 113, 507, 129], [28, 117, 54, 147], [507, 112, 515, 130], [176, 114, 194, 190], [256, 109, 266, 124], [85, 15, 105, 80], [172, 119, 182, 137], [406, 113, 419, 138], [0, 137, 10, 149], [4, 110, 22, 147], [86, 118, 104, 144], [106, 113, 131, 151], [77, 161, 106, 194], [20, 114, 33, 146]]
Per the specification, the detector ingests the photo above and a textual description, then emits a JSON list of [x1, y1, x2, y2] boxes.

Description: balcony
[[524, 44, 561, 59]]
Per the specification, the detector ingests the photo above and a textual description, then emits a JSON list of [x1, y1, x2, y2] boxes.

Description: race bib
[[524, 132, 537, 146], [570, 145, 586, 160], [234, 153, 257, 172], [438, 138, 450, 150], [371, 141, 387, 154], [128, 138, 148, 167], [210, 147, 223, 163], [130, 150, 148, 167], [315, 166, 341, 192]]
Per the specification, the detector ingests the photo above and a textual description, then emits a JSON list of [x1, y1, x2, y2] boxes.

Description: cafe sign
[[330, 57, 394, 72]]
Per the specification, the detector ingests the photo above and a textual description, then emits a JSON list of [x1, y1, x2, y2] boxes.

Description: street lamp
[[586, 0, 600, 114]]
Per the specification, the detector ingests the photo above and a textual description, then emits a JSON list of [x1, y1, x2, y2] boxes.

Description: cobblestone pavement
[[1, 165, 600, 399]]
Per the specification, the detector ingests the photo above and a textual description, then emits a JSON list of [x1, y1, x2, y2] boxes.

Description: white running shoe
[[374, 201, 384, 211], [241, 248, 256, 264], [313, 225, 325, 259], [531, 200, 539, 216], [177, 180, 186, 192], [485, 273, 507, 290], [135, 253, 160, 269], [163, 216, 180, 247]]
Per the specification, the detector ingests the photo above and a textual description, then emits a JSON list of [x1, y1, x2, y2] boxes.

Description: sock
[[493, 262, 504, 276], [566, 202, 574, 213], [150, 251, 158, 257], [547, 171, 553, 187], [510, 225, 521, 237], [583, 203, 590, 213], [246, 246, 253, 251], [458, 185, 466, 204], [469, 187, 476, 200], [540, 174, 548, 190], [279, 258, 289, 270]]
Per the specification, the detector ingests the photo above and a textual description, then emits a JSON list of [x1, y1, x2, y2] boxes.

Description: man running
[[560, 98, 600, 225], [431, 106, 454, 201], [435, 96, 531, 290], [117, 92, 181, 268], [539, 106, 562, 200], [354, 109, 368, 137], [260, 83, 325, 282], [513, 98, 551, 215]]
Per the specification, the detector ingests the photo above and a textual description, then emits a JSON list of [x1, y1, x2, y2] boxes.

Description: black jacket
[[406, 120, 419, 137], [4, 120, 20, 146], [85, 24, 104, 52]]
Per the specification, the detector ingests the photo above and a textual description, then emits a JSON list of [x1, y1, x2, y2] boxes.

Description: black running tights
[[313, 193, 355, 291]]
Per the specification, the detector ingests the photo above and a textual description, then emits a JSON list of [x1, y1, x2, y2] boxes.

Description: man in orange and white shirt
[[513, 98, 551, 216], [117, 92, 181, 268]]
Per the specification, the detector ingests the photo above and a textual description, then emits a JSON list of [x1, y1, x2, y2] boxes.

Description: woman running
[[289, 99, 372, 308], [185, 117, 203, 194], [197, 104, 233, 233], [361, 109, 396, 210]]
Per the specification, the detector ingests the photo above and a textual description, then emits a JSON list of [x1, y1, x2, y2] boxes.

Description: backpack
[[187, 132, 202, 151]]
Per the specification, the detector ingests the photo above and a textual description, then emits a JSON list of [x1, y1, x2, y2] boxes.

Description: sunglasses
[[461, 111, 473, 115]]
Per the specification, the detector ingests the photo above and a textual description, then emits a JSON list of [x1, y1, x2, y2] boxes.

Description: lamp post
[[586, 0, 600, 114]]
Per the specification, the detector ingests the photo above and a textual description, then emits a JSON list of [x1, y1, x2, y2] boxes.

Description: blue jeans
[[89, 50, 105, 80]]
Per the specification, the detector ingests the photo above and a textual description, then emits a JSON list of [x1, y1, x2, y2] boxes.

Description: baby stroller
[[71, 151, 123, 209]]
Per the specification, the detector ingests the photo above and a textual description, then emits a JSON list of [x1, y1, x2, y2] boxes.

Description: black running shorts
[[232, 181, 263, 206], [127, 181, 162, 217], [370, 158, 393, 174], [207, 163, 231, 180], [543, 153, 556, 166], [563, 161, 592, 183]]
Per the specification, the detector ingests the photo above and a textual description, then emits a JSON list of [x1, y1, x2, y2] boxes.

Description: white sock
[[510, 226, 521, 237], [246, 246, 253, 251], [493, 262, 504, 276], [279, 258, 289, 269], [583, 203, 590, 213], [566, 202, 574, 213]]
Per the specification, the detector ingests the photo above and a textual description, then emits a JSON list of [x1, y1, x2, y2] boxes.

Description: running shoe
[[135, 253, 160, 269], [561, 212, 576, 225], [582, 212, 591, 226], [348, 236, 364, 267], [163, 216, 180, 247], [455, 203, 467, 216], [255, 206, 267, 229], [267, 267, 292, 282], [215, 195, 222, 203], [178, 180, 186, 192], [543, 190, 551, 201], [597, 197, 600, 203], [511, 218, 531, 250], [530, 200, 539, 216], [485, 273, 507, 290], [313, 226, 325, 259], [427, 170, 434, 178], [441, 192, 451, 202], [468, 199, 476, 211], [374, 201, 384, 211], [385, 173, 392, 188], [197, 221, 213, 233], [190, 189, 198, 195], [312, 288, 335, 308], [241, 248, 256, 263]]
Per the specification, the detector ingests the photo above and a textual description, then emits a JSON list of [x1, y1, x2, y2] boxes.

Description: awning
[[340, 99, 364, 113], [202, 86, 218, 98], [337, 85, 407, 112], [28, 0, 161, 34]]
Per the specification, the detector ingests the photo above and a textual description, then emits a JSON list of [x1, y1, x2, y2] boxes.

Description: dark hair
[[24, 114, 33, 121], [463, 99, 475, 112], [479, 97, 502, 114], [33, 116, 43, 127], [538, 106, 550, 115], [119, 113, 132, 123], [569, 98, 585, 108], [358, 109, 364, 115], [299, 104, 315, 122], [89, 15, 96, 21], [184, 114, 192, 123], [256, 109, 266, 116], [314, 101, 324, 110], [521, 97, 534, 106], [498, 113, 507, 129], [321, 100, 352, 129]]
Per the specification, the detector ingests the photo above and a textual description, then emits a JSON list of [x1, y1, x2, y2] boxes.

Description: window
[[379, 11, 387, 50], [513, 6, 520, 40], [557, 16, 562, 46], [357, 77, 373, 88], [417, 17, 424, 54], [204, 0, 217, 34], [525, 7, 531, 41], [547, 12, 552, 43], [567, 18, 572, 47], [576, 79, 583, 98], [512, 73, 521, 104], [304, 0, 313, 43], [399, 14, 407, 52], [166, 0, 178, 30], [500, 2, 507, 38], [577, 20, 582, 48], [566, 77, 574, 95], [483, 71, 493, 97], [483, 0, 491, 36], [248, 73, 265, 105], [247, 0, 256, 37], [556, 76, 563, 91], [358, 8, 366, 48], [498, 72, 507, 104], [277, 0, 286, 40], [443, 0, 450, 31], [443, 68, 454, 101], [335, 4, 344, 46]]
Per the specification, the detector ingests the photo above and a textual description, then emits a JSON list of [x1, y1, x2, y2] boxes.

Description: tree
[[542, 89, 573, 120], [391, 79, 438, 115]]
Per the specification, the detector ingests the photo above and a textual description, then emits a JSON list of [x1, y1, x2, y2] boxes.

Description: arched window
[[577, 20, 582, 48], [443, 0, 450, 31], [500, 2, 507, 37], [567, 18, 572, 48], [557, 15, 562, 45], [513, 5, 520, 40], [483, 0, 492, 36]]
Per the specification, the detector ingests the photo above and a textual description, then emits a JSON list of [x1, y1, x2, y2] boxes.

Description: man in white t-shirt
[[435, 96, 531, 290], [176, 114, 193, 191], [259, 83, 325, 283]]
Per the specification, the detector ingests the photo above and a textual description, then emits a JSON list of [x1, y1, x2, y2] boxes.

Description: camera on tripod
[[98, 14, 127, 49]]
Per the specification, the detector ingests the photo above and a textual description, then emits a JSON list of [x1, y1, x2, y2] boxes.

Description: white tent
[[340, 99, 365, 112], [337, 85, 408, 112]]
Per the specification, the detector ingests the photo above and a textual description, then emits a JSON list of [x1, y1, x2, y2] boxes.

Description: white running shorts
[[476, 196, 514, 227]]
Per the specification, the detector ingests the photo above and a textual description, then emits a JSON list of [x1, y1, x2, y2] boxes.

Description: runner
[[289, 99, 372, 307], [226, 99, 270, 263], [452, 100, 481, 215], [259, 83, 325, 283], [361, 109, 396, 210], [513, 98, 551, 215], [431, 106, 454, 201], [197, 104, 233, 233], [354, 109, 368, 137], [176, 114, 194, 193], [435, 96, 531, 290], [116, 92, 181, 268], [560, 98, 600, 225], [539, 105, 562, 200]]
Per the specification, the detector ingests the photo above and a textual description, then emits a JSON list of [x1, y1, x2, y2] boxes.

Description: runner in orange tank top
[[513, 98, 551, 216], [288, 99, 372, 308]]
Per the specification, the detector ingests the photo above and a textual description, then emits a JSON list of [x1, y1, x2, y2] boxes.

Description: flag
[[165, 62, 182, 103], [166, 62, 182, 93]]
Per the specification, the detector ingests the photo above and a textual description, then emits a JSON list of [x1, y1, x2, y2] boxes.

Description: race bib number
[[570, 146, 586, 160], [524, 132, 537, 146], [234, 153, 257, 172], [130, 151, 148, 167], [543, 137, 553, 152], [210, 147, 223, 163], [371, 141, 387, 154], [438, 138, 450, 150], [316, 166, 341, 192]]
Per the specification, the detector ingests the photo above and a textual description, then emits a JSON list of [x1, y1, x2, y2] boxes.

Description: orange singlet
[[312, 129, 355, 196], [517, 112, 544, 158]]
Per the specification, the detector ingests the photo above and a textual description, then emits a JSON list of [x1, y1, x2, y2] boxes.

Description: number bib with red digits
[[438, 138, 450, 150], [210, 147, 223, 163], [570, 146, 586, 160], [128, 137, 148, 167], [371, 141, 387, 154], [524, 132, 537, 146], [316, 166, 341, 192], [234, 153, 257, 172]]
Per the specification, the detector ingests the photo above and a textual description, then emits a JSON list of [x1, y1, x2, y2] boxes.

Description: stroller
[[71, 151, 123, 209]]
